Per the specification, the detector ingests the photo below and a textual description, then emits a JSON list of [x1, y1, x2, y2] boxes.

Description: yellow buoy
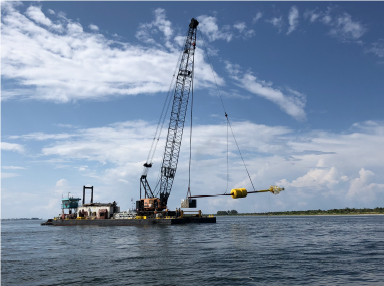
[[231, 188, 247, 199], [239, 188, 248, 198]]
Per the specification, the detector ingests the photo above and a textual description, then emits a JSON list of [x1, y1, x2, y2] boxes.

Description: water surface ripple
[[2, 215, 384, 285]]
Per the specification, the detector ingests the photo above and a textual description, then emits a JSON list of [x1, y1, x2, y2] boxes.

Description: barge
[[42, 186, 216, 226], [50, 216, 215, 226]]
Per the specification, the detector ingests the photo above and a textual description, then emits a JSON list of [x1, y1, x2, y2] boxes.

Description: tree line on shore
[[217, 210, 238, 215], [216, 207, 384, 216]]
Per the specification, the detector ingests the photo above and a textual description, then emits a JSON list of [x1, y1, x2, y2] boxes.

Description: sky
[[1, 1, 384, 219]]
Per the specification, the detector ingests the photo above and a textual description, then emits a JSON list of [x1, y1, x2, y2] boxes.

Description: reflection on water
[[2, 215, 384, 285]]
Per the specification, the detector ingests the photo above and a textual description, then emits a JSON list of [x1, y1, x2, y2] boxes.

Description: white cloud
[[286, 129, 384, 174], [56, 179, 68, 187], [118, 179, 129, 184], [77, 166, 88, 171], [321, 15, 332, 25], [1, 5, 222, 103], [253, 12, 263, 23], [266, 17, 283, 33], [25, 5, 62, 31], [16, 120, 291, 182], [287, 6, 299, 35], [1, 173, 20, 179], [320, 7, 333, 25], [316, 158, 325, 168], [4, 119, 384, 212], [40, 120, 157, 166], [304, 9, 320, 23], [233, 22, 246, 33], [211, 89, 251, 100], [351, 120, 384, 135], [1, 142, 25, 153], [224, 61, 306, 121], [233, 22, 255, 39], [26, 6, 52, 26], [9, 132, 74, 141], [270, 122, 384, 207], [197, 15, 233, 42], [347, 168, 384, 201], [0, 89, 34, 101], [136, 8, 173, 47], [88, 24, 99, 31], [304, 8, 366, 44], [243, 29, 255, 38], [33, 122, 289, 206], [366, 39, 384, 58], [341, 176, 349, 182], [329, 13, 366, 41], [304, 7, 331, 25], [39, 198, 60, 211], [2, 166, 26, 170], [280, 167, 339, 190], [55, 124, 76, 128]]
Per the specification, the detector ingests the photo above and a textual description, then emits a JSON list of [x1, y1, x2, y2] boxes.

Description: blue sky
[[1, 1, 384, 218]]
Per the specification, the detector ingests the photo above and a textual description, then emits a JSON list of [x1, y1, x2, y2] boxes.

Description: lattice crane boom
[[139, 18, 199, 211]]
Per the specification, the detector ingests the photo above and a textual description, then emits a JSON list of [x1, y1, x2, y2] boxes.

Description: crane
[[136, 18, 199, 214], [135, 18, 284, 216]]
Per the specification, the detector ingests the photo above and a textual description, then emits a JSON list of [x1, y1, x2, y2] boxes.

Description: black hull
[[51, 217, 216, 226]]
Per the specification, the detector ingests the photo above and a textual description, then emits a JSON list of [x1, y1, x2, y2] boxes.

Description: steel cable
[[199, 27, 256, 192], [143, 41, 186, 175], [188, 49, 195, 196]]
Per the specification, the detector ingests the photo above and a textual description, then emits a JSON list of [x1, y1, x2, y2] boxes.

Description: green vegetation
[[217, 210, 238, 215], [215, 207, 384, 216]]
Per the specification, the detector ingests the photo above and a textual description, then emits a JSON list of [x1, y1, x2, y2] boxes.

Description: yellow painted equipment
[[256, 185, 285, 195], [231, 188, 248, 199], [190, 185, 284, 199], [182, 210, 202, 218]]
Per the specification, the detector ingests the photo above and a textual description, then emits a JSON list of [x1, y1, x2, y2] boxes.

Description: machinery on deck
[[136, 18, 199, 215]]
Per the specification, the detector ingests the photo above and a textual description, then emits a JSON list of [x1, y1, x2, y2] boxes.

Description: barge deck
[[49, 216, 216, 226]]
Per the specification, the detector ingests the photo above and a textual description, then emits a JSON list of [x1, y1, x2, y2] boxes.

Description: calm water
[[2, 215, 384, 285]]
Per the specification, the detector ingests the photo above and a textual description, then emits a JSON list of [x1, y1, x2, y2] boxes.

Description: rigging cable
[[187, 48, 195, 199], [226, 116, 256, 192], [143, 43, 185, 175], [143, 34, 189, 193], [197, 28, 227, 114], [198, 27, 256, 192], [226, 116, 229, 193], [152, 32, 193, 194]]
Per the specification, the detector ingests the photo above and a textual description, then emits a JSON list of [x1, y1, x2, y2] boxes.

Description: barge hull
[[51, 217, 216, 226]]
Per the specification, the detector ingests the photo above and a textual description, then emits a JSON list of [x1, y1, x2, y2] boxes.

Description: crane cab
[[136, 198, 165, 212], [143, 198, 158, 210]]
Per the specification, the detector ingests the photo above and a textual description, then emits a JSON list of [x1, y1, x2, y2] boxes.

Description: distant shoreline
[[215, 213, 384, 216], [214, 207, 384, 216], [1, 218, 42, 221]]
